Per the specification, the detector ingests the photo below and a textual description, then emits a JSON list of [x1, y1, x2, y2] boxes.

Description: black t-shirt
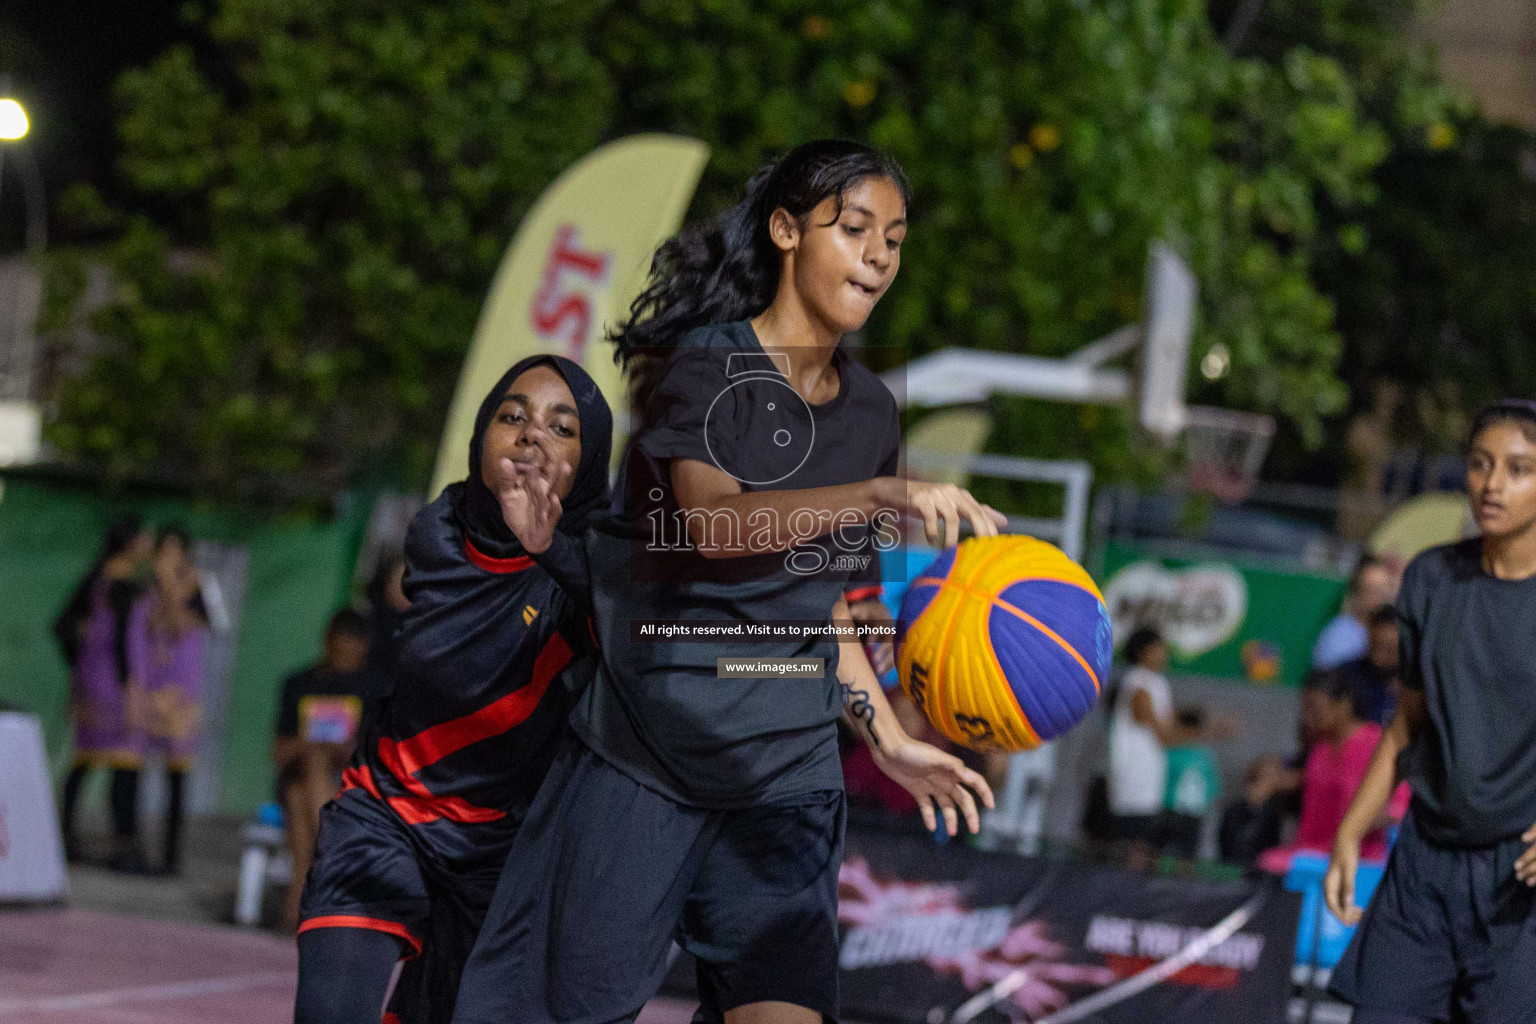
[[348, 489, 594, 857], [1397, 539, 1536, 847], [570, 321, 902, 808], [274, 664, 376, 742]]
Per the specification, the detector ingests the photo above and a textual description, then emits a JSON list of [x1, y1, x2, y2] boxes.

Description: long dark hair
[[609, 139, 910, 419], [53, 514, 145, 672]]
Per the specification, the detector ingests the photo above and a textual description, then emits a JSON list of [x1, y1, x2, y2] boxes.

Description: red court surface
[[0, 909, 294, 1022], [0, 908, 696, 1024]]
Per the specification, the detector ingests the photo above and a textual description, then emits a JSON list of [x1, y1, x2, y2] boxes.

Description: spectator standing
[[1334, 606, 1402, 727], [272, 609, 374, 930], [54, 514, 154, 869], [1107, 628, 1231, 853], [1312, 555, 1398, 671], [127, 523, 210, 875]]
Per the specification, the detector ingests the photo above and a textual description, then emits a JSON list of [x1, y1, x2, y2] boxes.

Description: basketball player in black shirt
[[1326, 400, 1536, 1023], [453, 141, 1001, 1024]]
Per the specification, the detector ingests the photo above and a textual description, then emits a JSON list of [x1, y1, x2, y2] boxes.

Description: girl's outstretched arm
[[673, 458, 1003, 557], [832, 597, 995, 836]]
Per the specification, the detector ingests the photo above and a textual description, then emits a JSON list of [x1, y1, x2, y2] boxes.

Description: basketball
[[897, 535, 1112, 752]]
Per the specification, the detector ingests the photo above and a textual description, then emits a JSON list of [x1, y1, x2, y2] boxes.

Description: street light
[[0, 98, 27, 142], [0, 89, 45, 251], [0, 88, 46, 466]]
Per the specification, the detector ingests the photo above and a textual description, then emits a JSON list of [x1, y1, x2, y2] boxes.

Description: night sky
[[2, 0, 191, 250]]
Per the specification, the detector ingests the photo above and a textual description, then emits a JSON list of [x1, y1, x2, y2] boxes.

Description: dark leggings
[[1351, 1010, 1438, 1024], [295, 927, 402, 1024], [61, 765, 141, 849], [163, 769, 186, 870]]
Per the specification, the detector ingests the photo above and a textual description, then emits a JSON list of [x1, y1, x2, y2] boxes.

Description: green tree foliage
[[1318, 115, 1536, 447], [45, 0, 613, 496], [1210, 0, 1534, 467], [46, 0, 1404, 497]]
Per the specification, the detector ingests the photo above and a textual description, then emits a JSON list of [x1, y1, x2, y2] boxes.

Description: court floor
[[0, 908, 695, 1024]]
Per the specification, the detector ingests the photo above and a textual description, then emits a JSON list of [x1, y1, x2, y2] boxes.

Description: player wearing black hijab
[[293, 354, 612, 1024]]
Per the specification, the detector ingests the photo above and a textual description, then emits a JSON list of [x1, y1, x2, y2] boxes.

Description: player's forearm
[[833, 599, 908, 753], [1336, 709, 1411, 845], [683, 478, 900, 557]]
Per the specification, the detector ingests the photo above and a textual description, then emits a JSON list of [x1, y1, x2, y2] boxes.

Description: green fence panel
[[0, 475, 368, 812]]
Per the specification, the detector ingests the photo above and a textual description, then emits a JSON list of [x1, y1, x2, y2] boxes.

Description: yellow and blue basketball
[[897, 535, 1112, 752]]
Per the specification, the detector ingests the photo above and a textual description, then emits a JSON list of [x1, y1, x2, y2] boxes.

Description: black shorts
[[1329, 811, 1536, 1023], [298, 787, 504, 1024], [451, 736, 846, 1024]]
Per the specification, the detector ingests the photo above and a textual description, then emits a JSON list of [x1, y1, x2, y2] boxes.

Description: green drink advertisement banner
[[1098, 541, 1347, 686]]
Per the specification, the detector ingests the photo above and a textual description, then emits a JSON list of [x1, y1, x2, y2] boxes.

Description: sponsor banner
[[1099, 540, 1346, 686], [429, 134, 709, 496], [665, 826, 1298, 1024]]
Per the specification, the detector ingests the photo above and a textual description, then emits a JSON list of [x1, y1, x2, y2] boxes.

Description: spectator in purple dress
[[54, 514, 154, 869], [127, 523, 210, 875]]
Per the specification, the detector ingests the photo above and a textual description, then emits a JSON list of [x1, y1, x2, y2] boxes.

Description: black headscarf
[[387, 357, 612, 704], [453, 354, 614, 559]]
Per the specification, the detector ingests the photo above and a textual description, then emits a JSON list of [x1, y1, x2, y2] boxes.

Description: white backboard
[[1137, 241, 1198, 443]]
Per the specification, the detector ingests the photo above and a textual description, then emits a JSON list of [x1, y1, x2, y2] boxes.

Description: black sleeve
[[633, 348, 731, 467], [844, 400, 902, 601], [530, 530, 589, 605], [275, 672, 304, 738], [878, 398, 902, 480]]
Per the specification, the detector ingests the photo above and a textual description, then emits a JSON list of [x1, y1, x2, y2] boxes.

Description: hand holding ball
[[897, 535, 1111, 752]]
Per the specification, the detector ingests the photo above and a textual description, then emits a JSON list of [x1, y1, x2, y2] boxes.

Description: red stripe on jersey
[[356, 632, 575, 826], [463, 538, 535, 575], [340, 764, 444, 825], [385, 632, 573, 776], [843, 585, 884, 603], [372, 742, 505, 824]]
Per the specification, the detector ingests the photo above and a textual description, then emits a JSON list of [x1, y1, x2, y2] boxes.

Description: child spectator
[[1163, 708, 1222, 858], [272, 609, 374, 930]]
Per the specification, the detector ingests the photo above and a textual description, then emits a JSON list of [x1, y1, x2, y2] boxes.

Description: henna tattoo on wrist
[[841, 682, 879, 751]]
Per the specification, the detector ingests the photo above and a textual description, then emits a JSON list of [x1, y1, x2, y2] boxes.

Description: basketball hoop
[[1182, 406, 1276, 504]]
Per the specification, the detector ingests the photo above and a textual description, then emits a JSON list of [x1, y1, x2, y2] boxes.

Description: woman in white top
[[1107, 628, 1214, 846]]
